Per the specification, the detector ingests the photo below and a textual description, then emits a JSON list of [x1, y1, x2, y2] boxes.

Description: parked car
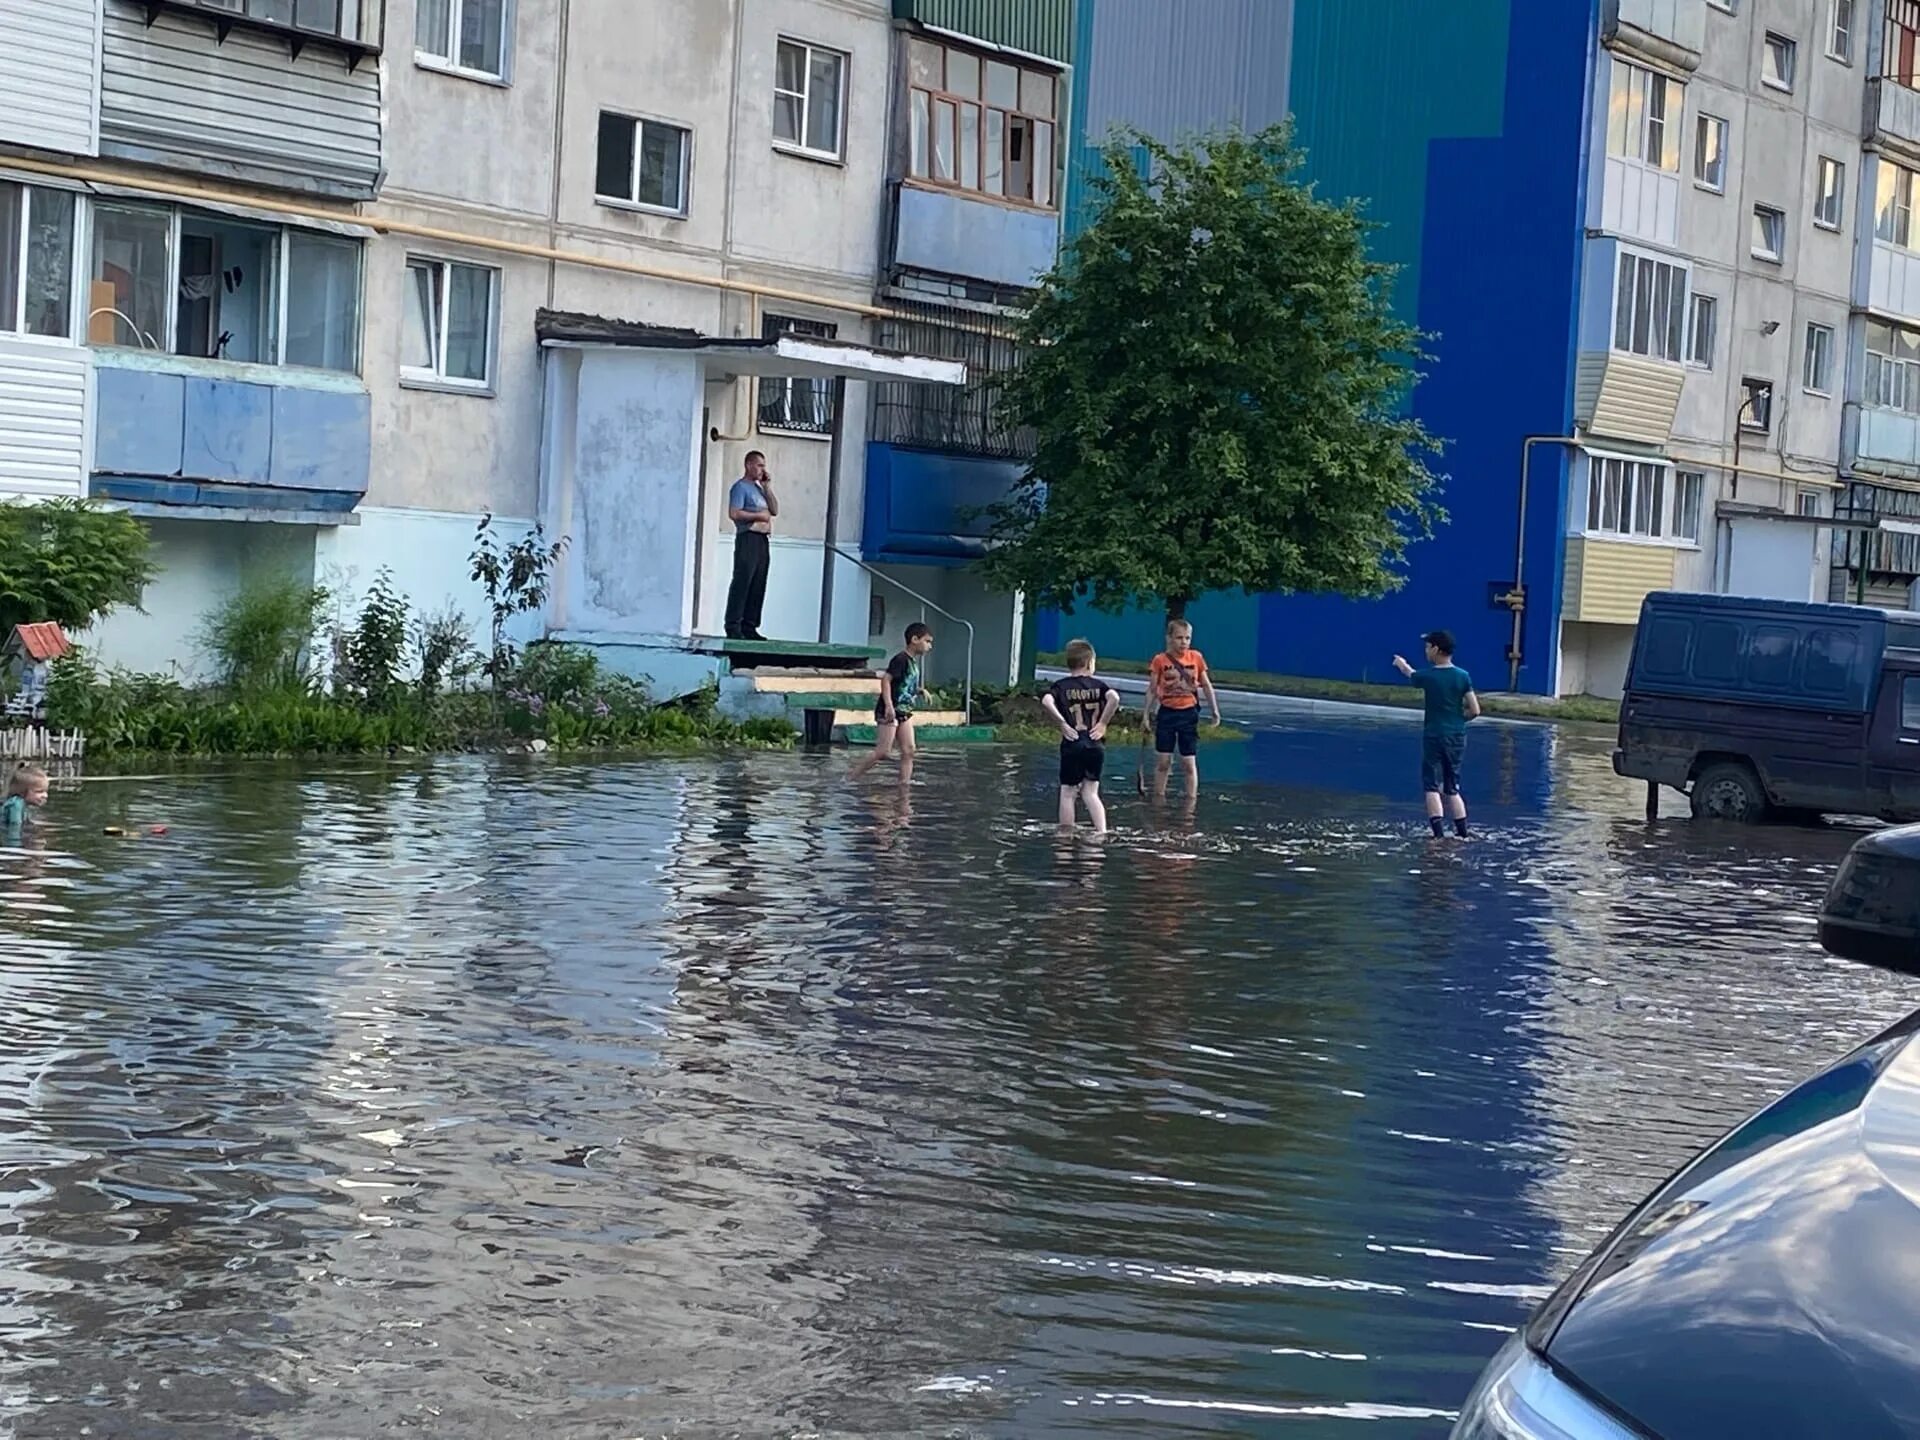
[[1450, 824, 1920, 1439], [1613, 592, 1920, 824]]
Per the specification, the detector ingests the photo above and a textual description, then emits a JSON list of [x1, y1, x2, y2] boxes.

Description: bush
[[200, 577, 329, 693], [415, 604, 479, 699], [339, 570, 411, 710], [0, 498, 155, 634]]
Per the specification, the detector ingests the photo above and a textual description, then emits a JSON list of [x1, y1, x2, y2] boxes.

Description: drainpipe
[[817, 375, 850, 643], [1510, 436, 1583, 692]]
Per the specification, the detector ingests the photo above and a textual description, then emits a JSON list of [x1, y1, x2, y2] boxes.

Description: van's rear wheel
[[1691, 762, 1769, 823]]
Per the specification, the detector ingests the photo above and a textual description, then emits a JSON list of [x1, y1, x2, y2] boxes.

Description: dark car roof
[[1539, 1012, 1920, 1440]]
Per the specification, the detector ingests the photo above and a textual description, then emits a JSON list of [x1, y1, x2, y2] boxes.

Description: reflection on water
[[0, 721, 1909, 1438]]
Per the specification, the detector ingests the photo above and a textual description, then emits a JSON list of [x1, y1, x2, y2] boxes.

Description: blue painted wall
[[1045, 0, 1594, 693], [895, 186, 1061, 291], [864, 443, 1027, 565]]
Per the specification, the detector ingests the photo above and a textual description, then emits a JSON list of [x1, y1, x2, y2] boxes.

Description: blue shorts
[[1422, 733, 1466, 795], [1155, 707, 1200, 757]]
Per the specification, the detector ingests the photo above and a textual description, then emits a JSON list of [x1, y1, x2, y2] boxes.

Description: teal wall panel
[[893, 0, 1075, 62]]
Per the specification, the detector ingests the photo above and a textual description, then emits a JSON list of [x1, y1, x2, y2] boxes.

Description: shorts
[[1059, 736, 1106, 787], [875, 705, 915, 724], [1421, 733, 1466, 796], [1155, 706, 1200, 757]]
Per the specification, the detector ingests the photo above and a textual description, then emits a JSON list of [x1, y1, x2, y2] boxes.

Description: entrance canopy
[[535, 310, 967, 386]]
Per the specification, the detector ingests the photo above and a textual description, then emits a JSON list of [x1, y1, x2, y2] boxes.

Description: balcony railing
[[871, 300, 1035, 460]]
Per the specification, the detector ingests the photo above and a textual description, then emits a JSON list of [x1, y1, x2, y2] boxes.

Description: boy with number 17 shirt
[[1041, 638, 1122, 832]]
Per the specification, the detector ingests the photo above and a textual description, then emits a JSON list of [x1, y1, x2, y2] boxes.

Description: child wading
[[1, 763, 48, 830], [850, 623, 934, 786], [1041, 639, 1121, 833], [1393, 629, 1481, 837], [1144, 619, 1220, 799]]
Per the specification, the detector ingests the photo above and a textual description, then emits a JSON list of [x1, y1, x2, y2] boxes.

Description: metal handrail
[[828, 545, 974, 722]]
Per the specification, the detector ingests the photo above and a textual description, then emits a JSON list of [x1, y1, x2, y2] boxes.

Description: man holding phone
[[724, 450, 778, 640]]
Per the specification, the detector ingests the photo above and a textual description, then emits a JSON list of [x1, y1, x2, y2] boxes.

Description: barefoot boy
[[1041, 639, 1122, 832], [1392, 629, 1481, 838], [850, 622, 933, 785], [1144, 620, 1220, 800]]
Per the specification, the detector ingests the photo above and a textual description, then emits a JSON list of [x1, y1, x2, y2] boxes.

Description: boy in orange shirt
[[1143, 619, 1220, 800]]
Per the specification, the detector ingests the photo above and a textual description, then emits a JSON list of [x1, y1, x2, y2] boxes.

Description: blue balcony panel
[[864, 442, 1026, 566], [894, 185, 1059, 291]]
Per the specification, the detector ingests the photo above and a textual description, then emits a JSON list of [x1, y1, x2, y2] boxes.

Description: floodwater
[[0, 707, 1911, 1439]]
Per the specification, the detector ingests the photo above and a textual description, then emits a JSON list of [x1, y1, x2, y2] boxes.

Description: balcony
[[1576, 352, 1686, 446], [1867, 240, 1920, 322], [1870, 78, 1920, 164], [0, 337, 90, 500], [1851, 404, 1920, 479], [99, 0, 383, 199], [1563, 536, 1678, 625], [893, 184, 1059, 292], [863, 443, 1024, 565], [91, 351, 369, 521], [1602, 0, 1703, 72]]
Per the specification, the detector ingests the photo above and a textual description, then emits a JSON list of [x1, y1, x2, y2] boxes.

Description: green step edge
[[839, 724, 998, 744], [773, 692, 879, 710]]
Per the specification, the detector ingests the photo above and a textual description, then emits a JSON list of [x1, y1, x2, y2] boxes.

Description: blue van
[[1613, 593, 1920, 822]]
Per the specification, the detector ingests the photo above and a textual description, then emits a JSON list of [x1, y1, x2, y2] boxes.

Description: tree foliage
[[980, 126, 1445, 621], [0, 499, 155, 635]]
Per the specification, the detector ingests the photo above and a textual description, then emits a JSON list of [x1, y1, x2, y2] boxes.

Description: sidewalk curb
[[1038, 670, 1558, 731]]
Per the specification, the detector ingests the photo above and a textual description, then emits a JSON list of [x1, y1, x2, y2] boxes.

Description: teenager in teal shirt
[[1393, 630, 1481, 838]]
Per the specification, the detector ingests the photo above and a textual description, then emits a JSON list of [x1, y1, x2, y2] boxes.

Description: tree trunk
[[1164, 596, 1189, 625]]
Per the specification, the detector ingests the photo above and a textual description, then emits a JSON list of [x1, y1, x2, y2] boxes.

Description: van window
[[1905, 677, 1920, 731], [1641, 616, 1691, 678], [1805, 627, 1863, 698], [1746, 625, 1798, 689], [1692, 619, 1742, 683]]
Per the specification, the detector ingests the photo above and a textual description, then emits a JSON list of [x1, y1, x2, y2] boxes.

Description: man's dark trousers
[[725, 529, 770, 638]]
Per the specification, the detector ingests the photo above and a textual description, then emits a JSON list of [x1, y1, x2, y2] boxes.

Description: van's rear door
[[1869, 664, 1920, 820]]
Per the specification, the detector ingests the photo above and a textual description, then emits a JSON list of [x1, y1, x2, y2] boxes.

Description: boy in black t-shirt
[[1040, 638, 1122, 832], [849, 622, 934, 786]]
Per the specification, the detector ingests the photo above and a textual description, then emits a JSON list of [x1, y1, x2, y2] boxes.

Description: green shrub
[[0, 498, 155, 634], [200, 577, 329, 693], [341, 569, 410, 710]]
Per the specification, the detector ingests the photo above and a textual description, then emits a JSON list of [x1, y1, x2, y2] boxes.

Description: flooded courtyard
[[0, 709, 1911, 1438]]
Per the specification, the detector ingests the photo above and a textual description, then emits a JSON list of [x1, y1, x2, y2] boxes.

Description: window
[[758, 313, 837, 433], [0, 182, 76, 339], [1804, 322, 1836, 394], [908, 39, 1059, 208], [1586, 456, 1667, 539], [1709, 0, 1737, 11], [1815, 157, 1846, 229], [1694, 113, 1728, 191], [1877, 160, 1918, 247], [594, 112, 691, 216], [1764, 32, 1798, 89], [1889, 0, 1920, 88], [1867, 319, 1920, 413], [1687, 292, 1717, 368], [1694, 620, 1742, 682], [1797, 488, 1826, 517], [774, 38, 846, 160], [1613, 250, 1688, 362], [416, 0, 508, 80], [1752, 204, 1786, 261], [1675, 470, 1705, 542], [403, 257, 496, 388], [1831, 0, 1855, 61], [195, 0, 362, 39], [1606, 61, 1681, 171], [1807, 628, 1863, 698], [1903, 676, 1920, 730], [1741, 377, 1775, 431], [87, 201, 362, 372]]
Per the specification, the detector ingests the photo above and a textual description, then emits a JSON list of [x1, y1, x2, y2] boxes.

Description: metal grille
[[871, 299, 1034, 459], [1832, 482, 1920, 598], [758, 313, 837, 435]]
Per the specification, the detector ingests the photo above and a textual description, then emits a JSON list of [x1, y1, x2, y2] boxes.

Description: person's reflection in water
[[866, 786, 913, 853]]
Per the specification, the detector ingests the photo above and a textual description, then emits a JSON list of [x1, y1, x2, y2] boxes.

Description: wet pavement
[[0, 713, 1911, 1437]]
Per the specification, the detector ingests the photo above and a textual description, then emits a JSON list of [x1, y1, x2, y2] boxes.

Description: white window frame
[[1740, 376, 1775, 432], [1709, 0, 1737, 11], [1687, 291, 1717, 369], [1877, 159, 1918, 249], [1694, 113, 1728, 193], [1674, 470, 1706, 543], [415, 0, 513, 85], [1606, 60, 1681, 172], [1866, 318, 1920, 415], [400, 254, 499, 395], [1815, 157, 1846, 230], [1613, 248, 1690, 363], [0, 180, 83, 346], [773, 36, 849, 163], [1829, 0, 1855, 62], [757, 312, 838, 435], [1752, 204, 1787, 262], [1763, 32, 1798, 90], [1797, 488, 1826, 517], [593, 110, 693, 218], [1583, 453, 1671, 542], [1804, 322, 1836, 394]]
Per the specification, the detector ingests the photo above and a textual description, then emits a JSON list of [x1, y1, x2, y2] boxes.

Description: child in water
[[1, 763, 48, 830]]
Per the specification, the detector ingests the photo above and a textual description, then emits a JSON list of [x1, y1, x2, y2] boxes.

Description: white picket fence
[[0, 727, 85, 760]]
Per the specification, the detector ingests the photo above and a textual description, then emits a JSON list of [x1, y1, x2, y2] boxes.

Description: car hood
[[1535, 1010, 1920, 1440]]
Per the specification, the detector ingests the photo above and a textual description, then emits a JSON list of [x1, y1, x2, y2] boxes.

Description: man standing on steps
[[725, 450, 778, 640]]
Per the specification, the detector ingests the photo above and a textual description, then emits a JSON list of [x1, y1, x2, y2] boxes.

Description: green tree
[[980, 125, 1444, 624], [0, 499, 155, 635]]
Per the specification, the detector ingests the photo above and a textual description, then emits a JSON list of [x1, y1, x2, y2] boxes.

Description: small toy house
[[3, 624, 73, 720]]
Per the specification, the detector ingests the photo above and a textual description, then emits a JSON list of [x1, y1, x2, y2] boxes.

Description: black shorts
[[1422, 733, 1466, 795], [1155, 706, 1200, 757], [874, 706, 915, 724], [1059, 736, 1106, 787]]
